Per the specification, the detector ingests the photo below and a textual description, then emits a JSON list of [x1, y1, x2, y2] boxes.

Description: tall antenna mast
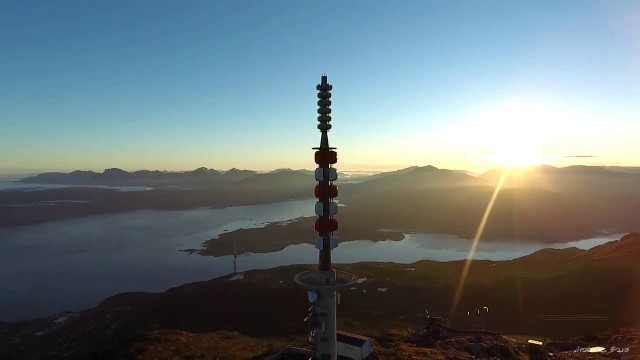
[[295, 75, 355, 360], [316, 73, 336, 271]]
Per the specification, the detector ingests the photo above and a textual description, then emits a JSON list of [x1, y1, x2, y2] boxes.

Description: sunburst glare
[[450, 170, 508, 315]]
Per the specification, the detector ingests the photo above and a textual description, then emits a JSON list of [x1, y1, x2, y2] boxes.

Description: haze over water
[[0, 180, 153, 193], [0, 199, 623, 321]]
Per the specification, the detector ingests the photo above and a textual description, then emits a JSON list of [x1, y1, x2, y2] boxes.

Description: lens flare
[[450, 170, 507, 315]]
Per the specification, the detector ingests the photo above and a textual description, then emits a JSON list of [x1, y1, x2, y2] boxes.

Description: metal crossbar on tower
[[294, 75, 355, 360]]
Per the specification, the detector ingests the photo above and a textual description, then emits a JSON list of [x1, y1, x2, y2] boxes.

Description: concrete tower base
[[295, 270, 355, 360]]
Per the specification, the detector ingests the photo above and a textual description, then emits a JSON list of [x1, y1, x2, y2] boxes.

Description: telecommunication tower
[[294, 75, 355, 360]]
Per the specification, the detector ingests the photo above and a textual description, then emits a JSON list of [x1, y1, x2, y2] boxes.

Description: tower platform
[[294, 270, 355, 291]]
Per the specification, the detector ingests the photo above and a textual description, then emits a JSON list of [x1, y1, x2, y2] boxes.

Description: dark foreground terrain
[[1, 233, 638, 359]]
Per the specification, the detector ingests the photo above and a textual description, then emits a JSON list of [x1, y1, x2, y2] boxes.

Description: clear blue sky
[[1, 0, 638, 174]]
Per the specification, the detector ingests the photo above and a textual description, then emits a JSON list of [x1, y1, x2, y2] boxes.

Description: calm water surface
[[0, 198, 624, 321]]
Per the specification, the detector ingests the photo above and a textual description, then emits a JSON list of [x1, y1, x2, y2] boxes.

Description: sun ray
[[450, 169, 507, 315]]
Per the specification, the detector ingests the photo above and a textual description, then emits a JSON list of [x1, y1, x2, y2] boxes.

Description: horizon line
[[3, 163, 640, 178]]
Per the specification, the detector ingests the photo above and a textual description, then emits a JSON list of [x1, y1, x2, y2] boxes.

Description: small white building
[[336, 330, 374, 360]]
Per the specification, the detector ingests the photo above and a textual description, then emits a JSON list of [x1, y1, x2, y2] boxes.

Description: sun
[[449, 98, 587, 170], [489, 139, 545, 168], [470, 99, 553, 169]]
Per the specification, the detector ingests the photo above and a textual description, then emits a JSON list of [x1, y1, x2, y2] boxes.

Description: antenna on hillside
[[233, 238, 237, 274]]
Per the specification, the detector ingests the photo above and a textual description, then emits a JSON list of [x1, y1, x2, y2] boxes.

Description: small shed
[[337, 330, 374, 360]]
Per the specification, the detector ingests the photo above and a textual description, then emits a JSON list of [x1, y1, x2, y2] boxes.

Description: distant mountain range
[[19, 164, 640, 190], [335, 165, 639, 242], [18, 167, 359, 188], [5, 165, 640, 240], [20, 168, 252, 187], [476, 165, 640, 196], [345, 164, 640, 196]]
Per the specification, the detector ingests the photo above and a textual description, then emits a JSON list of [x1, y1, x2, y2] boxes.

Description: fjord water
[[0, 198, 623, 321]]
